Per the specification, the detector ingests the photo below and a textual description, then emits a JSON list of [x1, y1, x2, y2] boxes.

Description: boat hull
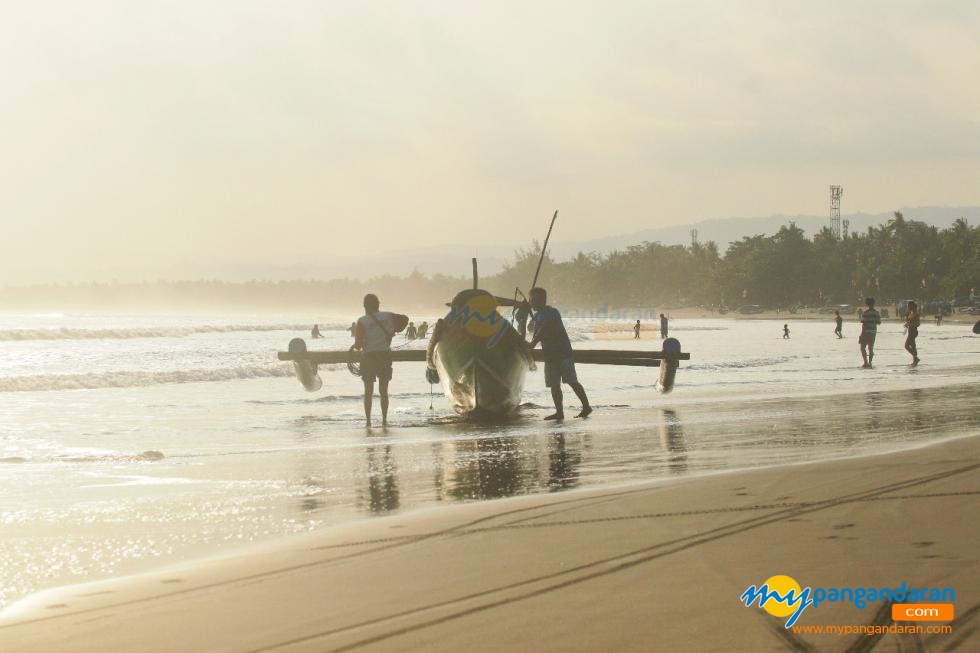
[[431, 312, 531, 417]]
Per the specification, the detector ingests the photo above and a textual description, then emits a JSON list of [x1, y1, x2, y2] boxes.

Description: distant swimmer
[[859, 297, 882, 368], [834, 310, 843, 338], [904, 301, 920, 366], [311, 324, 323, 339], [660, 313, 669, 339], [354, 294, 409, 428], [406, 321, 417, 340], [528, 287, 592, 420], [348, 322, 356, 339], [783, 324, 790, 339], [634, 320, 641, 339]]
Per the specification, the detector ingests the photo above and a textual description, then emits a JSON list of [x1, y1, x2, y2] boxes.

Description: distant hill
[[161, 206, 980, 281]]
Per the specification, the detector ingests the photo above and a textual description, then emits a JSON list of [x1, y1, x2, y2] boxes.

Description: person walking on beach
[[354, 294, 409, 427], [783, 324, 790, 339], [904, 301, 921, 366], [528, 287, 592, 420], [834, 310, 843, 338], [660, 313, 669, 339], [634, 320, 641, 339], [859, 297, 882, 369]]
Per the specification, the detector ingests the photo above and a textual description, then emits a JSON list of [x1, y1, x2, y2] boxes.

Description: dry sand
[[2, 435, 977, 652]]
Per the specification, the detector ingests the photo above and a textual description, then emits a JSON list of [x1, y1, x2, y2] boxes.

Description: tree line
[[2, 213, 976, 312]]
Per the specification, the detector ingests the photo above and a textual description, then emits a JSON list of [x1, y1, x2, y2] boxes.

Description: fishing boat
[[278, 284, 688, 418], [425, 288, 534, 416], [277, 212, 691, 419]]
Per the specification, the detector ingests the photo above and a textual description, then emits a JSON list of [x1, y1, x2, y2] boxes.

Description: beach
[[2, 432, 977, 652], [1, 312, 978, 652]]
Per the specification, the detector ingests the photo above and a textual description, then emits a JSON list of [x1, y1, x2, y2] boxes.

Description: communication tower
[[830, 185, 843, 239]]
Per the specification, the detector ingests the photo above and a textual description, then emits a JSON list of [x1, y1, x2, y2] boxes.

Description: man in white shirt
[[354, 294, 408, 427], [859, 297, 882, 368]]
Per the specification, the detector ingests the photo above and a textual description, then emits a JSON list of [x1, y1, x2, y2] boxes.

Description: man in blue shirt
[[528, 287, 592, 420]]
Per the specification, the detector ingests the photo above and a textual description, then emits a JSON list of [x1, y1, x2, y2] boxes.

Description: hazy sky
[[2, 1, 978, 283]]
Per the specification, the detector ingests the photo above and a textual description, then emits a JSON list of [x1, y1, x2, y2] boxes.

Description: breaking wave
[[0, 365, 294, 392], [0, 324, 344, 342]]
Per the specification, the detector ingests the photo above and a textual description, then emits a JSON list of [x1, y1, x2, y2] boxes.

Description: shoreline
[[3, 432, 978, 651]]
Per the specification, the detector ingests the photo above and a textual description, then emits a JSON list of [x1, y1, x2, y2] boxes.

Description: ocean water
[[1, 312, 978, 611]]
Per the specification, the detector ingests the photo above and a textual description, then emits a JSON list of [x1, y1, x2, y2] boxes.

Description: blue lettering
[[812, 588, 826, 607], [740, 584, 814, 628], [894, 582, 907, 601]]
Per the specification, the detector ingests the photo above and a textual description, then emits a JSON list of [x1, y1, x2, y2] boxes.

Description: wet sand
[[2, 433, 977, 652]]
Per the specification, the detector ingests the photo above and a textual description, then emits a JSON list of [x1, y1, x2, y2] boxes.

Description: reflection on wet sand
[[297, 383, 979, 522], [361, 445, 400, 514], [548, 433, 582, 491], [659, 409, 688, 475], [448, 437, 533, 501]]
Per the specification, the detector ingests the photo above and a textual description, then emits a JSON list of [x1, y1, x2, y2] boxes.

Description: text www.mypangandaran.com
[[791, 624, 952, 636]]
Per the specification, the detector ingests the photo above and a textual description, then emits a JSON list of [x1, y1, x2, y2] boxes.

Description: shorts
[[360, 351, 393, 382], [544, 357, 578, 388], [859, 331, 877, 346]]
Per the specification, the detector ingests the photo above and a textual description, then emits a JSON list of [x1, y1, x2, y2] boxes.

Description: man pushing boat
[[354, 293, 409, 427], [527, 287, 592, 420]]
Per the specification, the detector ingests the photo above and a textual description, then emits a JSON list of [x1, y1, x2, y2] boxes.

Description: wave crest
[[0, 366, 295, 392]]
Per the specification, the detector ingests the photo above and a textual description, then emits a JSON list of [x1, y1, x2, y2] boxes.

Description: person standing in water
[[405, 322, 417, 340], [353, 294, 408, 427], [660, 313, 669, 339], [859, 297, 882, 368], [633, 320, 641, 339], [527, 287, 592, 420], [783, 324, 790, 339], [834, 310, 843, 338], [311, 324, 323, 339], [904, 301, 921, 366]]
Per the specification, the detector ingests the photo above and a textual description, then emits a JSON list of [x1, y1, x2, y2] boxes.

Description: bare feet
[[544, 413, 564, 421], [577, 406, 593, 418]]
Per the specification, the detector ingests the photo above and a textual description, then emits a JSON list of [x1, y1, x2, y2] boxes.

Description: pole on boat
[[517, 210, 559, 338], [472, 257, 478, 289], [530, 210, 558, 291]]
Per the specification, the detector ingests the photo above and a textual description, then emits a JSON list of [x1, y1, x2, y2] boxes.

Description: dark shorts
[[361, 351, 393, 382], [859, 331, 877, 346], [544, 357, 578, 388]]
